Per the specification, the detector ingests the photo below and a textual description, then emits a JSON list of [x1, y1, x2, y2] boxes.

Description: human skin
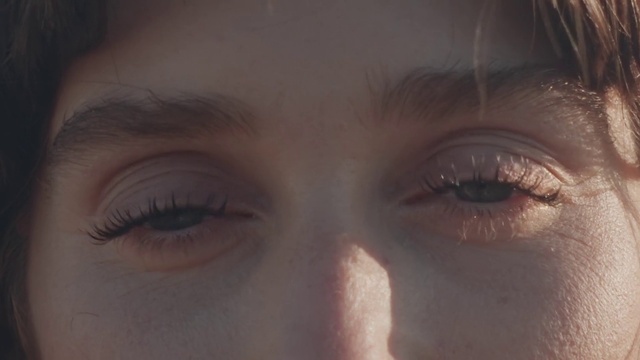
[[25, 0, 640, 358]]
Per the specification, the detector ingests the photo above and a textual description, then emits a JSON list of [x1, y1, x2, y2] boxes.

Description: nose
[[270, 231, 394, 360]]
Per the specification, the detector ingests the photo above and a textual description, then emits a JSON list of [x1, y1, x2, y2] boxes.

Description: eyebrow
[[374, 67, 606, 127], [48, 67, 608, 171], [48, 93, 256, 168]]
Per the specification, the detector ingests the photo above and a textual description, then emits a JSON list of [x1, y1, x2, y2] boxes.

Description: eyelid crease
[[89, 152, 243, 214], [423, 130, 574, 184]]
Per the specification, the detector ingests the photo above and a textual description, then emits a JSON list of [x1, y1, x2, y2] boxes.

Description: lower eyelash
[[416, 164, 563, 242], [89, 194, 225, 242], [127, 229, 201, 255]]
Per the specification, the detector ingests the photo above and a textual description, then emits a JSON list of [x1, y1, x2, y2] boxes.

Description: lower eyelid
[[399, 157, 564, 242], [112, 216, 251, 271], [401, 191, 563, 243]]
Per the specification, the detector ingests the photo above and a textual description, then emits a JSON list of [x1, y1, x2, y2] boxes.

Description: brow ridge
[[49, 92, 256, 168]]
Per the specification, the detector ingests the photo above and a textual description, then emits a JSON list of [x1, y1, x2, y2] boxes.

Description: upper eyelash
[[89, 194, 226, 242], [421, 165, 561, 205]]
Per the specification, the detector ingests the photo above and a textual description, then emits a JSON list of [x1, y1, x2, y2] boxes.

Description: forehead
[[53, 0, 552, 128]]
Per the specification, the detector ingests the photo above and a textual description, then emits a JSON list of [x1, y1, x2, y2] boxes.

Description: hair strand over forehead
[[537, 0, 640, 91]]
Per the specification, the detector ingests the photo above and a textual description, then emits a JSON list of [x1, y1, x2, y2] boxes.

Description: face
[[25, 0, 640, 358]]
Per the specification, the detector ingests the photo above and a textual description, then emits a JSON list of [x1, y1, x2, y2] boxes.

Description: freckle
[[497, 295, 509, 305]]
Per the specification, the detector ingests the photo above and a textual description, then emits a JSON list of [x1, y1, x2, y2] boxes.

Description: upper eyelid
[[423, 155, 558, 187], [86, 153, 240, 213], [428, 132, 557, 166], [86, 158, 270, 223], [424, 135, 575, 184]]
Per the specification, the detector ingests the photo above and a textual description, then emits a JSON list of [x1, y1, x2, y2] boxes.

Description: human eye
[[87, 193, 257, 270], [89, 194, 228, 242], [83, 155, 264, 271], [421, 157, 560, 207], [400, 134, 566, 242]]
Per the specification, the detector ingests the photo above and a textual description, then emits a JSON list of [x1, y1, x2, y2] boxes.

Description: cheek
[[559, 201, 640, 355], [27, 233, 260, 359], [386, 194, 640, 358]]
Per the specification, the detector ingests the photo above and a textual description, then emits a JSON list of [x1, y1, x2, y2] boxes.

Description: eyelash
[[421, 166, 561, 206], [88, 159, 559, 250], [89, 194, 226, 242]]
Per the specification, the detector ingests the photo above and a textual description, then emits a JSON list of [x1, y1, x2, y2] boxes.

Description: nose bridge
[[261, 152, 394, 359]]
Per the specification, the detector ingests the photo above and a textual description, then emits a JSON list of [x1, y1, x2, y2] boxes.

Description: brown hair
[[536, 0, 640, 155], [0, 0, 639, 358], [0, 1, 106, 358]]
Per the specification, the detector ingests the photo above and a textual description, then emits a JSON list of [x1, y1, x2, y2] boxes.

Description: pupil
[[146, 210, 206, 231], [455, 181, 514, 203]]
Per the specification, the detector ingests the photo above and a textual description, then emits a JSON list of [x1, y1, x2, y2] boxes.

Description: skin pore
[[24, 0, 640, 358]]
